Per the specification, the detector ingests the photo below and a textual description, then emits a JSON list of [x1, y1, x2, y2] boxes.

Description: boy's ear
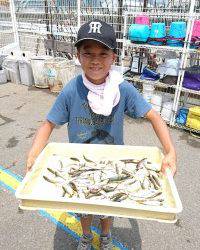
[[112, 52, 117, 62], [77, 51, 81, 63]]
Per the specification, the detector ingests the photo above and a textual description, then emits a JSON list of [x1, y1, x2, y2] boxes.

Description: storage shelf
[[124, 11, 191, 18], [124, 40, 197, 53], [174, 123, 200, 134], [124, 75, 200, 96], [180, 87, 200, 96], [124, 75, 177, 90]]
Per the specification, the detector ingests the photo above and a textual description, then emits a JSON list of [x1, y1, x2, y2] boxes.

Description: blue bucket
[[169, 22, 186, 38], [167, 39, 184, 47], [148, 40, 164, 46], [150, 23, 166, 38], [128, 24, 150, 42]]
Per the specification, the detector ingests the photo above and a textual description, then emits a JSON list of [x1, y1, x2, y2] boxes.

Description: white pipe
[[9, 0, 19, 46], [170, 0, 196, 126], [121, 11, 128, 65], [77, 0, 81, 29]]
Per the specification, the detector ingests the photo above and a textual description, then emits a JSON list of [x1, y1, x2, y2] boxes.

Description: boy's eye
[[81, 51, 111, 59], [101, 53, 109, 57], [83, 52, 91, 56]]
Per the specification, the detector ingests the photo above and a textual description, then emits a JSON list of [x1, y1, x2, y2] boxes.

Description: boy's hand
[[161, 152, 177, 176], [26, 156, 36, 173]]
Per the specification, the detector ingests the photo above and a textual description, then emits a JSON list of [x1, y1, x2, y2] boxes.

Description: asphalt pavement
[[0, 82, 199, 250]]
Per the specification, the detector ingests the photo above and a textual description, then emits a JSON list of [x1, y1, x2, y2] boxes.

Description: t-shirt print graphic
[[83, 129, 114, 144]]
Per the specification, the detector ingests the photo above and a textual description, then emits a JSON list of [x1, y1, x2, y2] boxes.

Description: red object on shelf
[[192, 20, 200, 37], [135, 15, 150, 26]]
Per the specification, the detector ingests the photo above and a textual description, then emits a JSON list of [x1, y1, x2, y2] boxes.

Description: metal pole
[[77, 0, 81, 29], [9, 0, 19, 46], [143, 0, 148, 12], [170, 0, 196, 126], [116, 0, 123, 64]]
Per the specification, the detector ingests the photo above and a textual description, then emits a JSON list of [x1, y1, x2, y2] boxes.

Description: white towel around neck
[[82, 69, 124, 116]]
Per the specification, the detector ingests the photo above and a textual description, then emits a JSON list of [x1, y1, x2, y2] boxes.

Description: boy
[[26, 19, 176, 249]]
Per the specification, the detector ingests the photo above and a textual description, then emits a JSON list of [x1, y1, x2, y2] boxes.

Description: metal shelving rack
[[172, 0, 200, 133], [121, 0, 199, 133]]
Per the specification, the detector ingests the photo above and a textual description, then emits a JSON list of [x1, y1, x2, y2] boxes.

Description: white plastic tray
[[15, 143, 182, 223]]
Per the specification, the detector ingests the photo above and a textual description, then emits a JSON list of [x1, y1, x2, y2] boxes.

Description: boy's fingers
[[26, 158, 35, 173], [161, 162, 176, 177], [26, 164, 32, 173]]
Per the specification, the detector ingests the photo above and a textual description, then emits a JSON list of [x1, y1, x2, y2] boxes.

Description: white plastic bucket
[[161, 101, 173, 122], [0, 69, 7, 84], [44, 57, 75, 93], [151, 94, 162, 113], [31, 56, 52, 88], [5, 69, 10, 81], [143, 83, 155, 102], [2, 56, 21, 84], [19, 58, 34, 86]]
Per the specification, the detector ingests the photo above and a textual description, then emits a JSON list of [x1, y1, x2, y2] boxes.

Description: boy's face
[[77, 40, 116, 84]]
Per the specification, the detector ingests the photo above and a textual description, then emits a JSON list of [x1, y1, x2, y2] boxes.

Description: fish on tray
[[43, 155, 166, 207]]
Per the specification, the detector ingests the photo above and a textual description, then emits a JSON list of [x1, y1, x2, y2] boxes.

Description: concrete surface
[[0, 82, 200, 250]]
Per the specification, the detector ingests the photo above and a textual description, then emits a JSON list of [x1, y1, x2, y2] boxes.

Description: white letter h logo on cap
[[88, 22, 102, 34]]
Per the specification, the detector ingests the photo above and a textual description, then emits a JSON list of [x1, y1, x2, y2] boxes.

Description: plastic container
[[143, 83, 155, 102], [150, 23, 166, 39], [0, 54, 7, 67], [192, 20, 200, 37], [128, 24, 150, 42], [166, 39, 184, 47], [31, 56, 52, 88], [5, 69, 10, 81], [151, 94, 162, 113], [44, 57, 75, 93], [2, 54, 21, 84], [157, 59, 180, 78], [135, 15, 150, 25], [0, 69, 7, 84], [74, 58, 82, 76], [18, 54, 34, 86], [161, 101, 174, 122], [15, 142, 182, 223], [169, 22, 186, 38], [148, 40, 164, 46]]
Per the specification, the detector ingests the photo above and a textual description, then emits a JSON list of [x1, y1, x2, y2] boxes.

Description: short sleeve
[[47, 91, 69, 125], [124, 83, 152, 118]]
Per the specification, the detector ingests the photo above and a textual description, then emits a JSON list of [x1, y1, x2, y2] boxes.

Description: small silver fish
[[43, 175, 57, 184], [136, 158, 148, 170]]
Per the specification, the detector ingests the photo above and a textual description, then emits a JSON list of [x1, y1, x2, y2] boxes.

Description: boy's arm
[[145, 109, 177, 176], [26, 120, 55, 173]]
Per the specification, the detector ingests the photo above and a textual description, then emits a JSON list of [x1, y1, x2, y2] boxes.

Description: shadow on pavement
[[178, 131, 200, 148], [128, 219, 142, 250], [53, 212, 78, 250], [111, 218, 142, 250], [53, 213, 142, 250]]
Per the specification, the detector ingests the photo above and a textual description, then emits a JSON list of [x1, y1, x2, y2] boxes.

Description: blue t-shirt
[[47, 75, 151, 145]]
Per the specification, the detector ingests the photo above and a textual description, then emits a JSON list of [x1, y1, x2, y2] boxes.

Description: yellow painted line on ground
[[0, 169, 20, 190], [0, 166, 124, 250], [46, 209, 104, 249]]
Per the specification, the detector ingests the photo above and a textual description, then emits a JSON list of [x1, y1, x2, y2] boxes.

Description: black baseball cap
[[74, 19, 117, 51]]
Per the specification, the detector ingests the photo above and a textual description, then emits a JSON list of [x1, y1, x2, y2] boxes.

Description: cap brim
[[74, 38, 116, 51]]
